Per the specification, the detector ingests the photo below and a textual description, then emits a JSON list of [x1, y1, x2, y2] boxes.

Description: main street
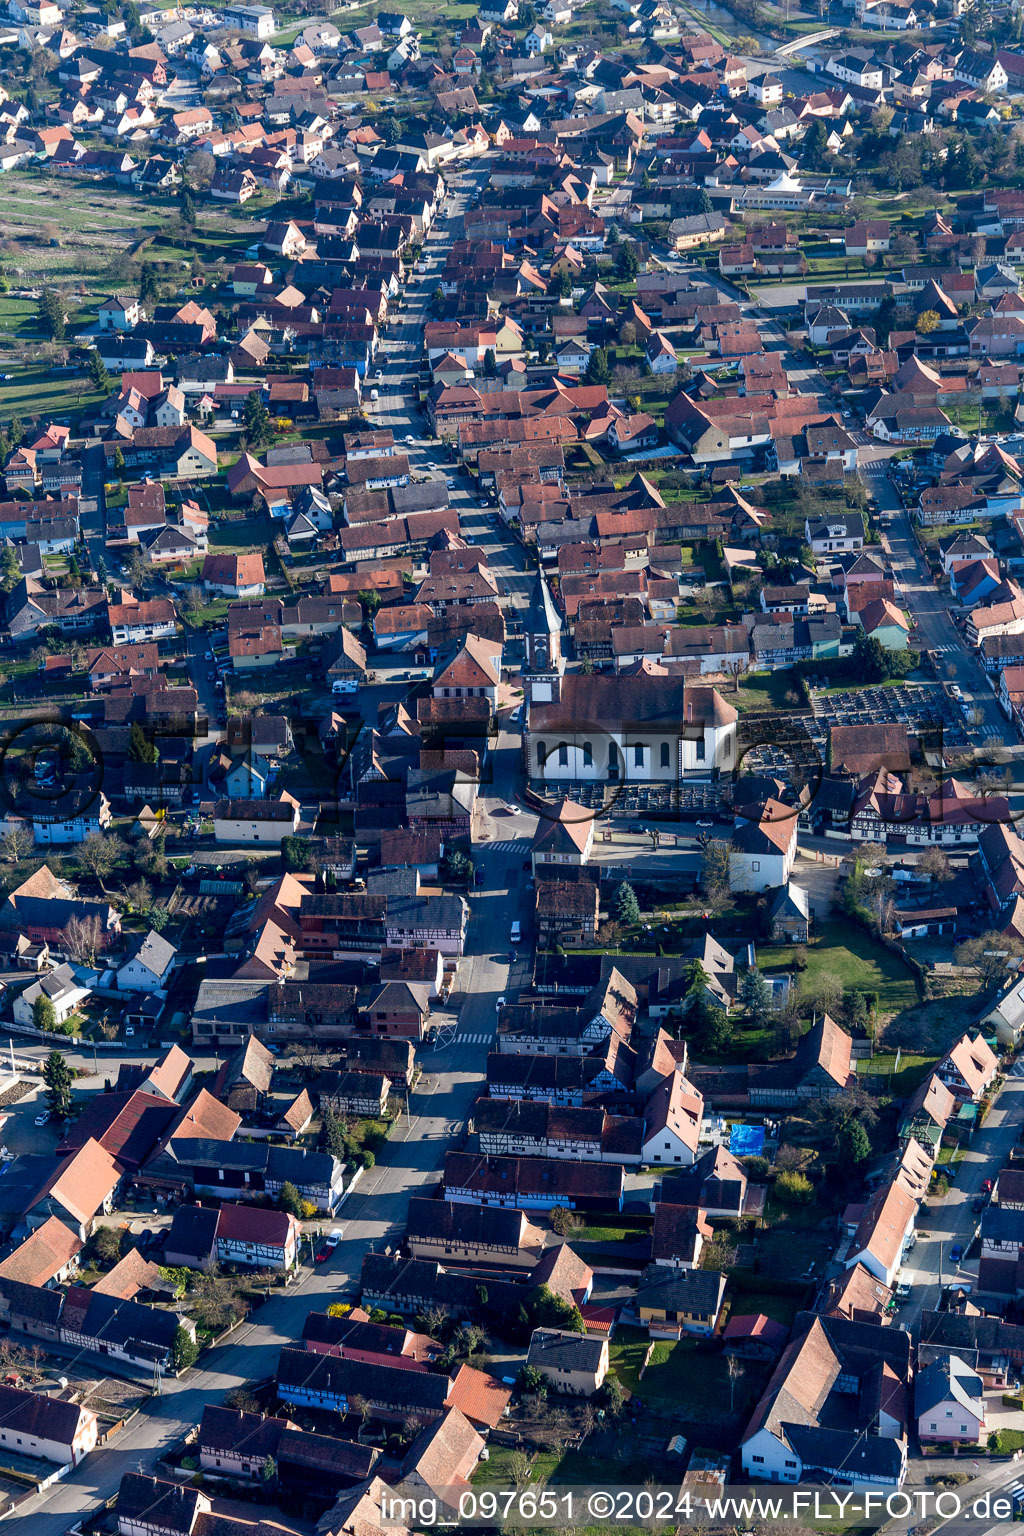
[[16, 726, 530, 1534], [15, 168, 540, 1536], [862, 450, 1017, 749]]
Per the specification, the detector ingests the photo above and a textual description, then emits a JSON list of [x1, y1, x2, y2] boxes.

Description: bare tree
[[508, 1450, 532, 1489], [60, 914, 103, 965], [0, 825, 33, 864], [917, 845, 951, 884], [77, 831, 126, 892], [727, 1352, 744, 1411]]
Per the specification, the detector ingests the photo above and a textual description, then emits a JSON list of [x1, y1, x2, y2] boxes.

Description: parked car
[[315, 1245, 331, 1264], [950, 1243, 964, 1264], [495, 995, 506, 1011], [33, 1113, 48, 1127]]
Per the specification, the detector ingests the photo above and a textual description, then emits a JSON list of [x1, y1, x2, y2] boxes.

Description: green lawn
[[609, 1325, 770, 1421], [0, 365, 105, 424], [733, 671, 804, 713], [724, 1288, 802, 1328], [757, 919, 919, 1016], [574, 1220, 649, 1244], [858, 1052, 938, 1096]]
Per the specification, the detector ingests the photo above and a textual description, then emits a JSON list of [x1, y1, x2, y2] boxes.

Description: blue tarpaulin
[[730, 1124, 765, 1157]]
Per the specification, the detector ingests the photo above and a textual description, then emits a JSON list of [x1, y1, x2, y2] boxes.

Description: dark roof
[[406, 1198, 527, 1249], [277, 1345, 451, 1413], [634, 1262, 727, 1315], [527, 1327, 606, 1374], [116, 1474, 204, 1534], [165, 1203, 219, 1261]]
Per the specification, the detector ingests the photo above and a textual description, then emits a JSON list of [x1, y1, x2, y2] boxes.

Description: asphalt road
[[861, 453, 1016, 750], [15, 169, 545, 1535]]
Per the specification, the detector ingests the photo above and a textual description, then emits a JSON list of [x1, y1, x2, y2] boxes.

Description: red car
[[315, 1245, 331, 1264], [983, 1178, 994, 1193]]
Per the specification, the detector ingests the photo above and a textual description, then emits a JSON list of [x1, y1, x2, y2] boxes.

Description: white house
[[729, 800, 797, 893], [640, 1072, 703, 1166], [220, 3, 276, 35], [0, 1384, 97, 1468], [33, 793, 112, 846], [212, 794, 301, 845], [528, 676, 738, 784], [13, 963, 91, 1028], [116, 930, 177, 994]]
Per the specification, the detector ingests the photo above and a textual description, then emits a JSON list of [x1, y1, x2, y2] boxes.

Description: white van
[[369, 388, 379, 401], [510, 921, 521, 943]]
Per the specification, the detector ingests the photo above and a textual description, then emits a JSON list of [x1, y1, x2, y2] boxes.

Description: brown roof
[[28, 1138, 121, 1228], [444, 1365, 513, 1429], [92, 1245, 167, 1300], [650, 1202, 712, 1264], [829, 722, 911, 777], [0, 1216, 81, 1286], [531, 796, 593, 858], [165, 1087, 242, 1144], [822, 1262, 893, 1322]]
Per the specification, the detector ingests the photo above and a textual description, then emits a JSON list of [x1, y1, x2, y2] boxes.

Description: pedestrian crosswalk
[[480, 838, 523, 852], [456, 1032, 494, 1045]]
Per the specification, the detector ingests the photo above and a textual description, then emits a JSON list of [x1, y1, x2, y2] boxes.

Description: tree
[[281, 835, 312, 873], [698, 1003, 732, 1054], [32, 993, 56, 1033], [482, 347, 496, 377], [278, 1181, 303, 1216], [775, 1170, 814, 1205], [42, 1048, 73, 1120], [77, 831, 125, 892], [0, 824, 32, 864], [837, 1118, 871, 1167], [321, 1105, 348, 1161], [125, 879, 152, 914], [442, 849, 473, 883], [37, 288, 65, 342], [112, 446, 126, 477], [611, 880, 640, 926], [798, 969, 844, 1020], [0, 545, 19, 594], [550, 1205, 584, 1237], [600, 1377, 625, 1417], [918, 845, 951, 884], [60, 914, 103, 965], [139, 264, 158, 307], [699, 838, 731, 910], [129, 721, 158, 763], [916, 309, 941, 335], [88, 350, 110, 393], [739, 968, 773, 1028], [585, 346, 610, 385], [955, 931, 1018, 989], [618, 319, 637, 347], [261, 1455, 277, 1484], [614, 242, 639, 283], [179, 188, 197, 229], [243, 389, 272, 448], [88, 1224, 123, 1267], [727, 1352, 744, 1410], [183, 148, 215, 191], [172, 1326, 199, 1373]]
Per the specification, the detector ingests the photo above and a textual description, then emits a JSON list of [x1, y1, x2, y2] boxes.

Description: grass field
[[757, 919, 919, 1016], [609, 1325, 770, 1421], [858, 1051, 938, 1096], [733, 670, 804, 712]]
